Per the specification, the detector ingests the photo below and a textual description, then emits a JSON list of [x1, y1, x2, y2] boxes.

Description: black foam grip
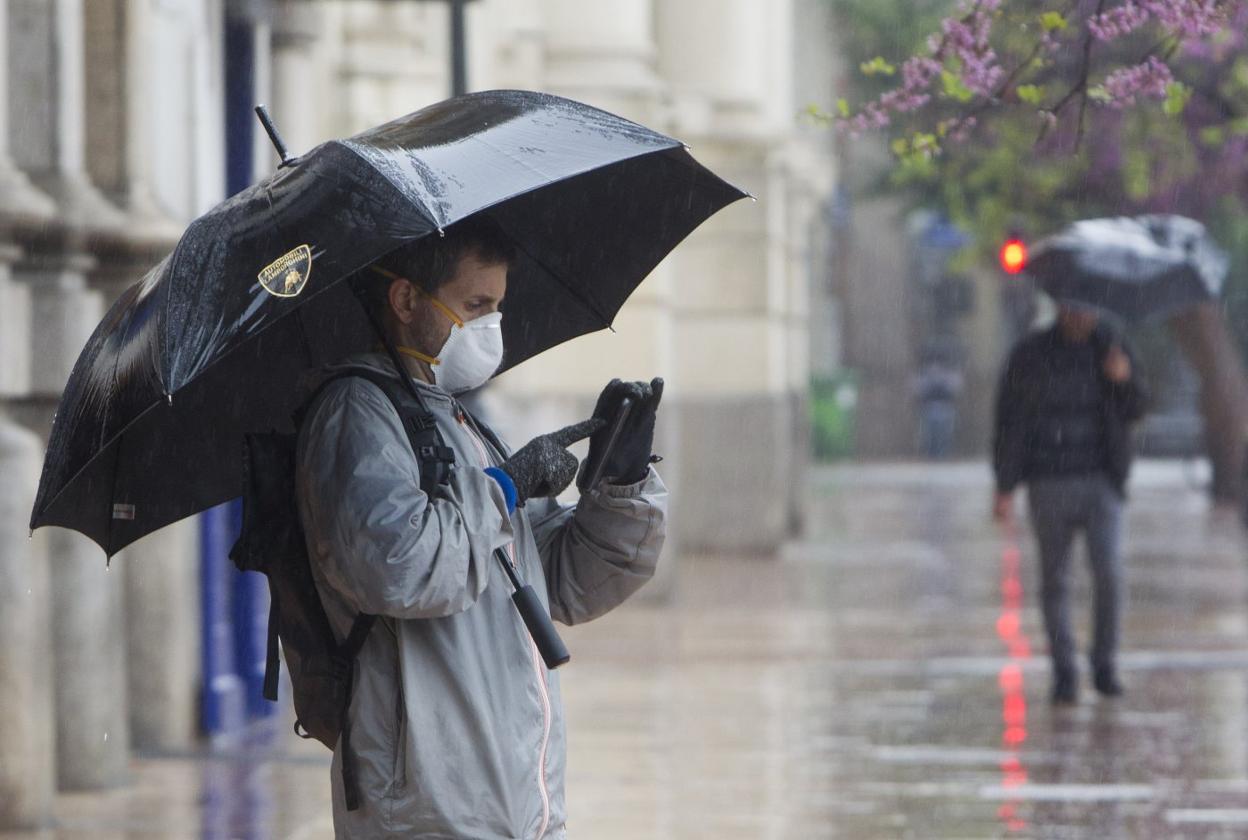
[[512, 585, 571, 669]]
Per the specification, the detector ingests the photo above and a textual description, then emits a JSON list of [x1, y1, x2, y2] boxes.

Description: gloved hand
[[498, 418, 604, 505], [578, 378, 664, 490]]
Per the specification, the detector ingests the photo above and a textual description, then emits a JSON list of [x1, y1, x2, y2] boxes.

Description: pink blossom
[[1088, 2, 1150, 40], [1089, 0, 1229, 41], [901, 56, 943, 90], [948, 116, 978, 142], [1101, 56, 1174, 107], [836, 0, 1242, 139]]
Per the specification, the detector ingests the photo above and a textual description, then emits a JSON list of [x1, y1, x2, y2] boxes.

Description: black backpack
[[229, 366, 455, 811]]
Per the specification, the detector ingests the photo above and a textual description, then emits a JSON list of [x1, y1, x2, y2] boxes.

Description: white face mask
[[430, 310, 503, 394], [373, 264, 505, 393]]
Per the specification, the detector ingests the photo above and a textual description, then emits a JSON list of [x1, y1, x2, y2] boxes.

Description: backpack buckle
[[419, 445, 455, 464], [410, 413, 436, 431]]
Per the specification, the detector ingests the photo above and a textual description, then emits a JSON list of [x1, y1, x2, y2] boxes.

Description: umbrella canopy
[[31, 89, 746, 556], [1027, 214, 1228, 323]]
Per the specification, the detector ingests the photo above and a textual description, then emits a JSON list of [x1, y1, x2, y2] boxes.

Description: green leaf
[[860, 56, 896, 77], [912, 132, 939, 155], [1016, 84, 1044, 105], [890, 137, 910, 157], [837, 98, 851, 118], [1201, 126, 1226, 146], [941, 70, 974, 103], [1039, 11, 1068, 31], [1087, 85, 1112, 103], [1123, 148, 1151, 200], [1163, 81, 1191, 116], [1230, 117, 1248, 136], [893, 148, 938, 183]]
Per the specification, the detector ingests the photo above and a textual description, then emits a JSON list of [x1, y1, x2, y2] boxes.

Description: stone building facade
[[0, 0, 839, 826]]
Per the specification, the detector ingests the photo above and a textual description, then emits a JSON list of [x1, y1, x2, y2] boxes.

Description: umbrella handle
[[496, 549, 570, 669], [512, 584, 571, 669]]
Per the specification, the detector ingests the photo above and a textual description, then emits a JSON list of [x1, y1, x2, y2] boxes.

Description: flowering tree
[[835, 0, 1243, 155], [828, 0, 1248, 501], [827, 0, 1248, 255]]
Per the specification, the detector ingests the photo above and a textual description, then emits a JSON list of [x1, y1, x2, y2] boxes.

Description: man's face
[[1057, 305, 1098, 342], [391, 252, 508, 357]]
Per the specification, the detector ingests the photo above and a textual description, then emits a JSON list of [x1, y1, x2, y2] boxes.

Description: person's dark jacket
[[993, 322, 1149, 496]]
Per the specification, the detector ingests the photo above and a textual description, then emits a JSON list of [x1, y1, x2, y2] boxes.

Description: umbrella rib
[[101, 288, 134, 557], [510, 234, 614, 330]]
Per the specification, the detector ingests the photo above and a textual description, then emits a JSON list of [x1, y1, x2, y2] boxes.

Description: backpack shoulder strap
[[300, 366, 455, 495]]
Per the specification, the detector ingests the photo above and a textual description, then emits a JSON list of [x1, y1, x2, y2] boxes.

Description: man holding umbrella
[[992, 303, 1148, 705], [28, 90, 745, 838], [297, 214, 667, 837]]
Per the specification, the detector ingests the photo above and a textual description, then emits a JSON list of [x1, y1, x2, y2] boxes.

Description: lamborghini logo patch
[[258, 244, 312, 298]]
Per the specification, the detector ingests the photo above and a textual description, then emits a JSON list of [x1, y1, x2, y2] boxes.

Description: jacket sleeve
[[524, 467, 668, 626], [296, 378, 514, 619], [1109, 346, 1150, 424], [992, 349, 1028, 494]]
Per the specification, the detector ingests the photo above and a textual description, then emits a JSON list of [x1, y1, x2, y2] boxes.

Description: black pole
[[254, 105, 293, 168], [450, 0, 468, 96]]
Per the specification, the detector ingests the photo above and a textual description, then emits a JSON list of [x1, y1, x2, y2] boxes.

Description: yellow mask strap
[[370, 265, 465, 328], [370, 341, 440, 366], [395, 345, 440, 366]]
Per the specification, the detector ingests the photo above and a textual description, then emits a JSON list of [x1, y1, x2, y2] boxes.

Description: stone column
[[656, 0, 775, 134], [122, 520, 201, 750], [9, 0, 126, 232], [84, 0, 184, 245], [0, 0, 55, 821], [0, 250, 55, 829], [540, 0, 661, 120], [48, 527, 129, 790], [80, 1, 201, 752], [8, 0, 130, 789], [17, 255, 126, 793], [271, 0, 326, 157], [22, 253, 103, 396], [653, 0, 806, 555], [335, 1, 448, 132], [0, 0, 55, 226], [469, 0, 545, 90]]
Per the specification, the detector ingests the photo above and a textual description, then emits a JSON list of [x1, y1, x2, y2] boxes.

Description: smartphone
[[584, 397, 633, 489]]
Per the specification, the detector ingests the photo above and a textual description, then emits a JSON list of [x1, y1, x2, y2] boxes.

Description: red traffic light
[[999, 238, 1027, 274]]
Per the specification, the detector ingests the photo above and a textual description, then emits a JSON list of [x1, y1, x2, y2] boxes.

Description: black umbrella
[[1027, 214, 1228, 323], [30, 89, 746, 556]]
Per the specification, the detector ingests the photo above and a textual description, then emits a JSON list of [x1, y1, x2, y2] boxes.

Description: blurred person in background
[[992, 303, 1148, 705], [914, 347, 965, 459]]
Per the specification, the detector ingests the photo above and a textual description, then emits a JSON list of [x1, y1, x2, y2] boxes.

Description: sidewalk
[[7, 460, 1248, 838]]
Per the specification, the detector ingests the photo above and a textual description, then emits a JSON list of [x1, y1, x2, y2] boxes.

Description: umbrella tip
[[165, 392, 173, 406], [436, 227, 446, 238]]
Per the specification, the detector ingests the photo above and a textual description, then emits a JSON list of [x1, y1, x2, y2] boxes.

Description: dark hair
[[353, 214, 516, 321]]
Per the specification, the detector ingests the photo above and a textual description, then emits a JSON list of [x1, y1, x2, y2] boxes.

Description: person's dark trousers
[[1026, 474, 1124, 684]]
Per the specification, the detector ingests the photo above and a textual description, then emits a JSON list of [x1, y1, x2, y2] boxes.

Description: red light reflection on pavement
[[997, 526, 1031, 832]]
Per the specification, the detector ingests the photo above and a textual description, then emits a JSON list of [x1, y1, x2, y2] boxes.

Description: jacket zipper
[[457, 406, 553, 838]]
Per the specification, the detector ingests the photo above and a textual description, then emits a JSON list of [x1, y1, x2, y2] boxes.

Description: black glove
[[578, 378, 664, 489], [500, 418, 604, 505]]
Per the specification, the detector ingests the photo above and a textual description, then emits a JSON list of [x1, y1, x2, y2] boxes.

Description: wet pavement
[[8, 460, 1248, 839]]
